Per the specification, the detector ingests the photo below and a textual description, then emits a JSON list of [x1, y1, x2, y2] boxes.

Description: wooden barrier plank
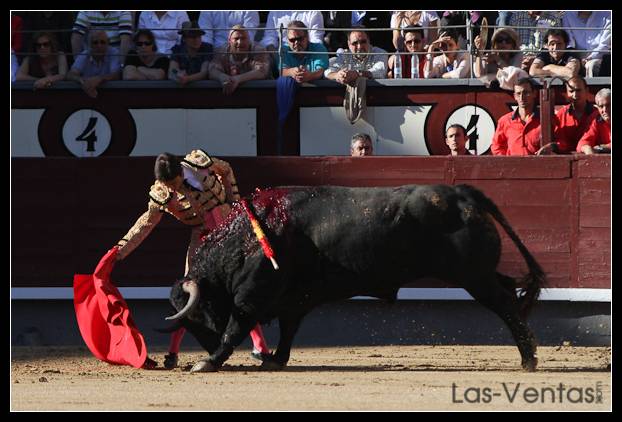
[[576, 155, 612, 178], [580, 205, 611, 228], [453, 156, 571, 179], [455, 179, 572, 206], [579, 178, 611, 204], [500, 228, 570, 253]]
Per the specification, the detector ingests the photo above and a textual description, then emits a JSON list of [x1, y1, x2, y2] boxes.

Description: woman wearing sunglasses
[[474, 27, 528, 89], [15, 32, 68, 89], [123, 29, 170, 80]]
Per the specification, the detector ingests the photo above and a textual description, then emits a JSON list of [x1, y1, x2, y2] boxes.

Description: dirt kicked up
[[11, 345, 611, 411]]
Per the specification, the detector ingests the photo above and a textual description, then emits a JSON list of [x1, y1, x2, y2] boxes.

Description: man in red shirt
[[577, 88, 611, 154], [553, 76, 599, 153], [492, 77, 542, 155]]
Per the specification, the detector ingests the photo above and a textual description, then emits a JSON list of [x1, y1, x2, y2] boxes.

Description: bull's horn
[[165, 280, 200, 321]]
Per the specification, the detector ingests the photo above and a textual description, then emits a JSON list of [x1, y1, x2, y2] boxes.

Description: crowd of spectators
[[11, 10, 612, 156]]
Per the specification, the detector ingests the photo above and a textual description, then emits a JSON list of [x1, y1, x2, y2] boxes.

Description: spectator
[[15, 32, 68, 90], [577, 88, 611, 154], [551, 76, 599, 154], [280, 21, 328, 82], [474, 27, 528, 89], [325, 27, 387, 124], [322, 11, 351, 54], [491, 77, 542, 156], [424, 30, 470, 79], [445, 124, 469, 156], [356, 11, 394, 54], [168, 21, 212, 85], [11, 49, 19, 82], [260, 11, 324, 53], [71, 11, 132, 63], [325, 27, 388, 84], [123, 29, 170, 81], [497, 12, 512, 27], [350, 133, 374, 156], [562, 11, 611, 77], [209, 25, 272, 95], [509, 11, 563, 48], [21, 12, 76, 64], [388, 25, 427, 78], [391, 11, 439, 51], [66, 31, 121, 98], [198, 11, 259, 49], [137, 11, 189, 56], [529, 28, 580, 79]]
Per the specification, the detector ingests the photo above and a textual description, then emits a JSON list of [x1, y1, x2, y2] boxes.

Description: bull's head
[[167, 277, 230, 354], [167, 278, 200, 321]]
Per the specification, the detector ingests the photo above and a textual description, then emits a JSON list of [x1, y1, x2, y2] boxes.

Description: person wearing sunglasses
[[123, 29, 170, 81], [473, 27, 529, 89], [66, 31, 121, 98], [474, 28, 523, 78], [325, 26, 388, 85], [387, 25, 427, 79], [15, 31, 68, 90], [280, 21, 328, 84]]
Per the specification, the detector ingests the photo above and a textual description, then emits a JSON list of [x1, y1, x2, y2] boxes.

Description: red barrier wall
[[11, 155, 610, 291]]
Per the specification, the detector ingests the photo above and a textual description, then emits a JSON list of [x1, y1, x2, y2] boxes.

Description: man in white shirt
[[198, 11, 260, 49], [325, 28, 388, 83], [562, 11, 611, 77], [138, 11, 189, 55], [260, 11, 324, 52]]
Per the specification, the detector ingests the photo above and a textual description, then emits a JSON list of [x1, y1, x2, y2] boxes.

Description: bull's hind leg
[[464, 273, 538, 371], [261, 314, 304, 371]]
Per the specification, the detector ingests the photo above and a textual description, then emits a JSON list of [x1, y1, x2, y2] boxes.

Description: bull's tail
[[457, 184, 547, 318]]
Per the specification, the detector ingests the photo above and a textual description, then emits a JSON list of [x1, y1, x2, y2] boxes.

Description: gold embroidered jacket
[[116, 150, 240, 260]]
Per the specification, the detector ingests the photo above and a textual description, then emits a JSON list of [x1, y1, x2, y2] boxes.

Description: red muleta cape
[[73, 247, 147, 368]]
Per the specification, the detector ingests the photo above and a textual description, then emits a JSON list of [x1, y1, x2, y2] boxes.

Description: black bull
[[167, 184, 546, 372]]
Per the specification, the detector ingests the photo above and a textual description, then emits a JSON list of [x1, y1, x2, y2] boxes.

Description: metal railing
[[12, 16, 612, 80]]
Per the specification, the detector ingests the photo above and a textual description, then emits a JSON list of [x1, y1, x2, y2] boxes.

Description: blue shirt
[[280, 42, 329, 73], [71, 47, 121, 78]]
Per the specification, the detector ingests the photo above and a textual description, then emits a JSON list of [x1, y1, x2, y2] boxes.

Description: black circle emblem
[[38, 106, 136, 157]]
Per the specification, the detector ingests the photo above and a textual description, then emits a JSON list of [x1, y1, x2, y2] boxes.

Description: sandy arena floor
[[11, 345, 611, 411]]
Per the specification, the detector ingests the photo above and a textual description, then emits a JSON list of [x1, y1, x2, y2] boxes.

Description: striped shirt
[[73, 11, 133, 47]]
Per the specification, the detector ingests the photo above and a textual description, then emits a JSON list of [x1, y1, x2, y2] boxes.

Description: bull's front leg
[[190, 306, 257, 373]]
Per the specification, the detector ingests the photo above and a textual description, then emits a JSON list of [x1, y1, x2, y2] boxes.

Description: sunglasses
[[288, 36, 305, 43], [135, 41, 153, 47], [91, 40, 107, 45], [35, 41, 51, 48]]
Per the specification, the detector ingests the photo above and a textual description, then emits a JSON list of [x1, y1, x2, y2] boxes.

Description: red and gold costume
[[116, 149, 240, 274]]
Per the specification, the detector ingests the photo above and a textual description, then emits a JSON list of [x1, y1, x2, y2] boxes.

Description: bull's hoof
[[190, 359, 219, 373], [260, 359, 286, 371], [163, 353, 178, 369], [521, 357, 538, 372]]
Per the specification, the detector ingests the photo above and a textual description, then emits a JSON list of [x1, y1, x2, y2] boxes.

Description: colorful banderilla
[[240, 198, 279, 270]]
